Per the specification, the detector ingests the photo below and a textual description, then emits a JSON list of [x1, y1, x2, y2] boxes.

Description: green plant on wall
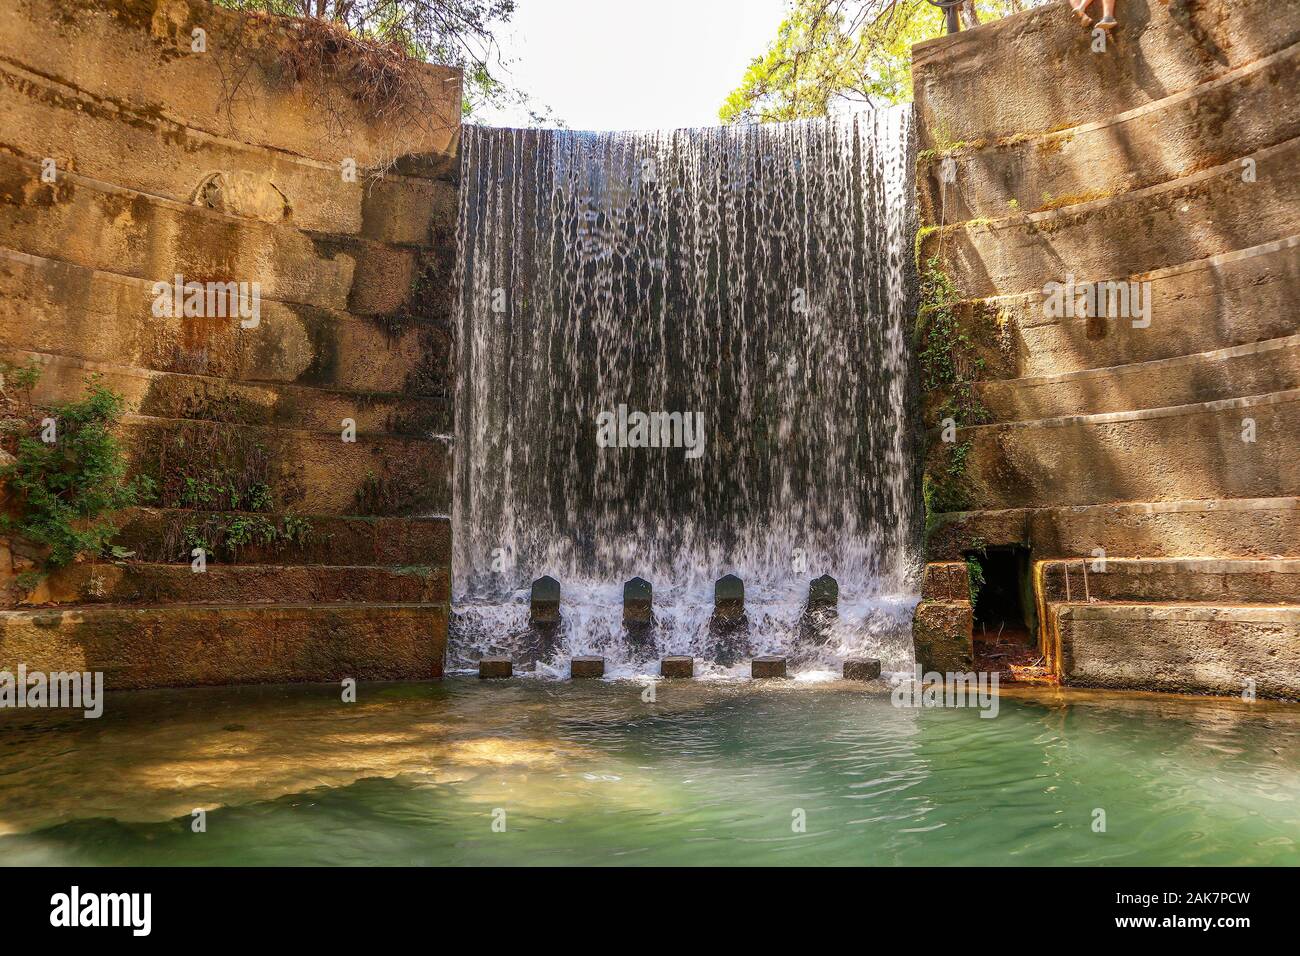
[[180, 512, 314, 563], [916, 255, 993, 535], [916, 257, 991, 429], [0, 373, 153, 571], [965, 551, 986, 605]]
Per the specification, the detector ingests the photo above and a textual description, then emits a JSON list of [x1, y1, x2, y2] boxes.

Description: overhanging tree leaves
[[720, 0, 1036, 123], [212, 0, 552, 120]]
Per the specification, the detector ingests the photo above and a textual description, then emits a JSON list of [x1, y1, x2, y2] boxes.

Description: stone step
[[972, 236, 1300, 380], [920, 135, 1300, 299], [919, 41, 1300, 224], [0, 602, 449, 690], [0, 248, 451, 396], [0, 56, 455, 243], [1047, 602, 1300, 699], [0, 150, 422, 317], [111, 509, 450, 567], [927, 497, 1300, 563], [7, 563, 448, 608], [1, 348, 449, 437], [940, 389, 1300, 511], [977, 334, 1300, 422], [0, 0, 460, 175], [1040, 557, 1300, 605], [116, 415, 451, 517], [912, 0, 1299, 149]]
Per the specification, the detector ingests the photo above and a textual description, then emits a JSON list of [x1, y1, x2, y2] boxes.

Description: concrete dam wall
[[911, 0, 1300, 698], [1, 0, 1295, 698], [0, 0, 460, 687]]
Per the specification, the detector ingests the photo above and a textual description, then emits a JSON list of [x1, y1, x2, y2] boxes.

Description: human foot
[[1069, 2, 1094, 28], [1097, 15, 1118, 32]]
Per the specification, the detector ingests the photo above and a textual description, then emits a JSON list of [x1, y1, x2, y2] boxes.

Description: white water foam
[[451, 107, 921, 677]]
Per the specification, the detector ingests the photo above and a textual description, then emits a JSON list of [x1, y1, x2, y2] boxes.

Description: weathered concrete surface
[[3, 348, 449, 436], [1041, 558, 1300, 605], [912, 600, 974, 674], [120, 415, 451, 516], [927, 497, 1300, 563], [479, 656, 512, 679], [0, 0, 461, 172], [0, 0, 459, 687], [0, 151, 419, 316], [947, 390, 1300, 510], [0, 56, 456, 241], [751, 656, 788, 679], [913, 0, 1300, 698], [18, 563, 450, 607], [0, 250, 451, 396], [1052, 604, 1300, 699], [919, 42, 1300, 223], [570, 656, 605, 679], [922, 135, 1300, 299], [913, 0, 1300, 148], [921, 561, 970, 601], [978, 335, 1300, 422], [661, 656, 694, 678], [112, 509, 451, 567], [980, 237, 1300, 380], [0, 603, 448, 690]]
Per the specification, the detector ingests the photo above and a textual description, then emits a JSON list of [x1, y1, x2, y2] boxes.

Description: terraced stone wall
[[0, 0, 460, 688], [911, 0, 1300, 698]]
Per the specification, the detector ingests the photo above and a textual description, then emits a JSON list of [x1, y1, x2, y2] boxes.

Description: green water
[[0, 678, 1297, 865]]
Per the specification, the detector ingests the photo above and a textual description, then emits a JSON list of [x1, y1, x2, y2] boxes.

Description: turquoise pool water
[[1, 678, 1296, 865]]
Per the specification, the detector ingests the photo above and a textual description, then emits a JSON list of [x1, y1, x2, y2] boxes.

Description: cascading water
[[452, 107, 921, 678]]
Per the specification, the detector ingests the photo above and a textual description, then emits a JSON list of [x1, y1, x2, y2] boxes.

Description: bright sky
[[478, 0, 792, 131]]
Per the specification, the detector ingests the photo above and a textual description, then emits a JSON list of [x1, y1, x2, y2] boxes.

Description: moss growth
[[915, 259, 992, 428]]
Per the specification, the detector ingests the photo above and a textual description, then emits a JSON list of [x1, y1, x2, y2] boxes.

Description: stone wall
[[911, 0, 1300, 698], [0, 0, 460, 688]]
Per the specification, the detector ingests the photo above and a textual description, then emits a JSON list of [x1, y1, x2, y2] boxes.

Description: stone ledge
[[0, 602, 449, 690], [913, 0, 1300, 148]]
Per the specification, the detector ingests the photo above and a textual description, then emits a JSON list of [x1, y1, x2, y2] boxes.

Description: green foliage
[[965, 552, 986, 605], [179, 474, 273, 512], [2, 360, 42, 402], [916, 257, 990, 428], [0, 376, 153, 569], [923, 439, 973, 518], [182, 513, 314, 562], [721, 1, 1033, 123], [146, 422, 282, 515], [208, 1, 560, 123]]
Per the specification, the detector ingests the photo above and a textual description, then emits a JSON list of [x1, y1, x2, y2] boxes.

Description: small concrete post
[[624, 577, 653, 623], [530, 575, 561, 625], [808, 574, 838, 610], [479, 656, 513, 679], [801, 574, 839, 645], [751, 656, 787, 678], [714, 573, 744, 621], [843, 658, 881, 681], [570, 656, 605, 679], [709, 573, 749, 665], [660, 656, 694, 678]]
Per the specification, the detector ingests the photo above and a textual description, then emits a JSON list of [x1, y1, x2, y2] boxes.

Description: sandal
[[1097, 15, 1118, 32]]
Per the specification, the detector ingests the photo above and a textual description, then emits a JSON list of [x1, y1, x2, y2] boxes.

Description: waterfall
[[451, 108, 921, 678]]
